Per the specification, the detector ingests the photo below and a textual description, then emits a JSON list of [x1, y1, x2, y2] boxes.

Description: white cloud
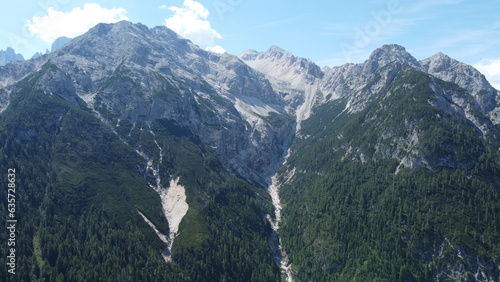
[[205, 45, 226, 54], [27, 3, 128, 43], [474, 58, 500, 90], [165, 0, 222, 47]]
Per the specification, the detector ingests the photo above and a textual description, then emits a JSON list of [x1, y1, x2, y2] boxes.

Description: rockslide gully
[[267, 149, 293, 282]]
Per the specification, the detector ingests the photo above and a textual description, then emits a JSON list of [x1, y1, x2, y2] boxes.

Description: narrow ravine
[[267, 150, 293, 282], [135, 130, 189, 263], [94, 117, 190, 263]]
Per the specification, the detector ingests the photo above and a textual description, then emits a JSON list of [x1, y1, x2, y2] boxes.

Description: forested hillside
[[279, 67, 500, 281]]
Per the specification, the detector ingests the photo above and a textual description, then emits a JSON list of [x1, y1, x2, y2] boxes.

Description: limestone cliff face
[[421, 52, 499, 114], [0, 21, 295, 186], [1, 23, 498, 185]]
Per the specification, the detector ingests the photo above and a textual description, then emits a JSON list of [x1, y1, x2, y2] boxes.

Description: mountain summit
[[0, 21, 499, 281], [239, 45, 323, 90], [1, 21, 295, 186], [364, 44, 422, 73], [0, 47, 24, 66], [421, 52, 498, 114]]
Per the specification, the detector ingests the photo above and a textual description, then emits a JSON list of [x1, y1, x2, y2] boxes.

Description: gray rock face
[[0, 47, 24, 66], [239, 46, 324, 122], [426, 238, 500, 281], [250, 43, 499, 120], [421, 52, 499, 114], [0, 22, 498, 185], [251, 43, 498, 172], [363, 44, 422, 74], [320, 45, 419, 101], [0, 21, 295, 186], [239, 45, 323, 89]]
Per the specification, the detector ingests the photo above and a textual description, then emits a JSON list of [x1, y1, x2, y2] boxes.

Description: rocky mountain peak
[[238, 45, 323, 92], [364, 44, 421, 73], [0, 47, 25, 66], [420, 52, 456, 73], [239, 46, 293, 63], [421, 52, 499, 113], [90, 20, 149, 37], [237, 49, 258, 61], [9, 20, 293, 187], [265, 45, 294, 59]]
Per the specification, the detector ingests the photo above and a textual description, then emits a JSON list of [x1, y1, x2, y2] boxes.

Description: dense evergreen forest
[[279, 69, 500, 281], [0, 67, 280, 281]]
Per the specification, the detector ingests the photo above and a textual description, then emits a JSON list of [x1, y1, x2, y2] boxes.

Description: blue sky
[[1, 0, 499, 88]]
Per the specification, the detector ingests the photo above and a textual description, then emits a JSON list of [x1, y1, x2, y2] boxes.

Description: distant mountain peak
[[364, 44, 421, 73], [433, 51, 448, 58], [266, 45, 294, 57], [420, 51, 499, 113], [51, 36, 72, 52], [238, 45, 323, 93], [0, 47, 24, 66], [238, 49, 259, 61], [421, 52, 457, 70]]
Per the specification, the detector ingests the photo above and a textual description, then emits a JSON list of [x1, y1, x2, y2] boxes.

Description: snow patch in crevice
[[267, 175, 282, 231], [143, 164, 189, 261]]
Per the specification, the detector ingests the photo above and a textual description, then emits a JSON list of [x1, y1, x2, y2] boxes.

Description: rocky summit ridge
[[1, 22, 499, 183], [1, 21, 500, 281], [1, 21, 499, 183], [241, 43, 499, 125], [0, 21, 297, 186]]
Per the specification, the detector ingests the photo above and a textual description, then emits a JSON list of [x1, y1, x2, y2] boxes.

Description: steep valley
[[0, 21, 499, 281]]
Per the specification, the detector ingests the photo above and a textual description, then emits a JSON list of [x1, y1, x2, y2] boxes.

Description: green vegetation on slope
[[280, 68, 500, 281], [0, 66, 281, 281]]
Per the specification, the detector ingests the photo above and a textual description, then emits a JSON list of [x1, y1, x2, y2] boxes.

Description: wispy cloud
[[437, 29, 491, 48], [26, 3, 128, 43], [426, 20, 500, 59], [373, 17, 426, 42]]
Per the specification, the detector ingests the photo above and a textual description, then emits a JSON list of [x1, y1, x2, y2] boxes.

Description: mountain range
[[0, 47, 24, 66], [0, 21, 499, 281], [1, 36, 73, 64]]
